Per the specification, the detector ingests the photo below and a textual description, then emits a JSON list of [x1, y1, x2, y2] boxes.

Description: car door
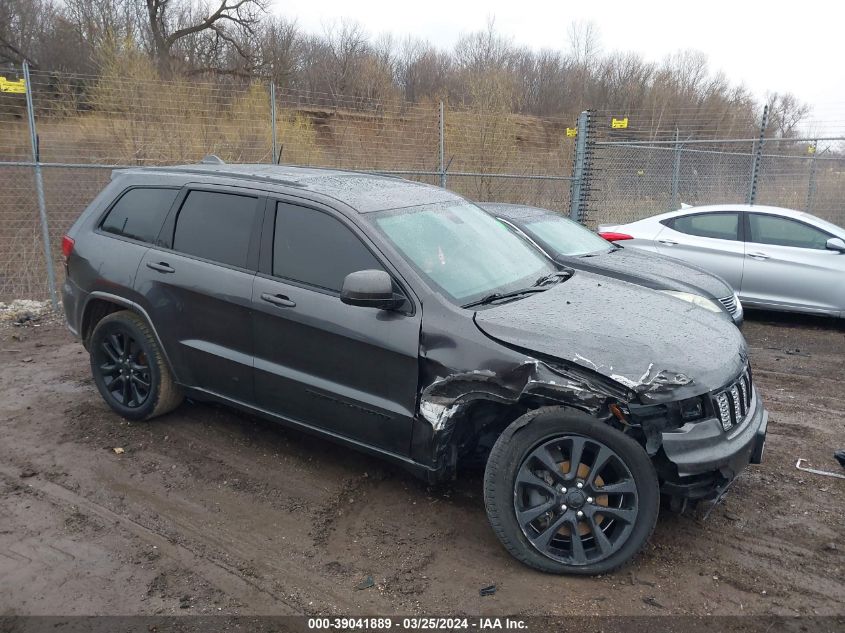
[[740, 212, 844, 313], [133, 186, 263, 402], [88, 185, 181, 301], [251, 198, 421, 456], [653, 211, 745, 289]]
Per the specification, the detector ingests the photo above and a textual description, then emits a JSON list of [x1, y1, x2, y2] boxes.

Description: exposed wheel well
[[450, 400, 530, 468], [450, 400, 616, 471]]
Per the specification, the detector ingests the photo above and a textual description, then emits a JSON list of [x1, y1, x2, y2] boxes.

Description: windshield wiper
[[462, 287, 547, 309], [533, 270, 573, 286], [463, 271, 572, 308]]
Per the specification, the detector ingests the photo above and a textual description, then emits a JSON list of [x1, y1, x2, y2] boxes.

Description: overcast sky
[[274, 0, 844, 135]]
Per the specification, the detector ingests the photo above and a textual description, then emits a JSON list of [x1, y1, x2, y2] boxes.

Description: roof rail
[[200, 154, 225, 165]]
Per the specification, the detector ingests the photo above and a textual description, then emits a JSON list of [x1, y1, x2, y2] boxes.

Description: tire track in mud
[[0, 465, 299, 615]]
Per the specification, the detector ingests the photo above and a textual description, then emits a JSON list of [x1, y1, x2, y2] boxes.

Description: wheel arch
[[81, 292, 178, 380], [418, 360, 625, 480], [441, 398, 612, 475]]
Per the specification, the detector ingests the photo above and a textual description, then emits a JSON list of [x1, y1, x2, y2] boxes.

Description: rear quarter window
[[666, 212, 740, 241], [172, 190, 259, 269], [100, 187, 179, 243]]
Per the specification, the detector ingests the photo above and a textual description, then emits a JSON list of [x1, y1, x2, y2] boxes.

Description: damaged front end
[[410, 316, 765, 506], [413, 357, 628, 480]]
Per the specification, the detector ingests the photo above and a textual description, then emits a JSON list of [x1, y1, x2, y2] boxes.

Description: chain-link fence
[[583, 108, 845, 228], [586, 140, 845, 228], [1, 64, 844, 302]]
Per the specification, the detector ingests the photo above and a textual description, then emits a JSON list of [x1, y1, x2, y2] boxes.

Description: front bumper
[[658, 388, 767, 499]]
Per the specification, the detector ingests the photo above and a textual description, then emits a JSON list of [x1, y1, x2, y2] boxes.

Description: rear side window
[[172, 191, 258, 268], [748, 214, 830, 250], [101, 187, 179, 243], [273, 202, 382, 292], [669, 212, 740, 241]]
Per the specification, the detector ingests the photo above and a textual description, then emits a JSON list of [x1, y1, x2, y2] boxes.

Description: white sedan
[[599, 204, 845, 318]]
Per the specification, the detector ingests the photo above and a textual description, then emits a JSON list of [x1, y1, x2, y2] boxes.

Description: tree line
[[1, 0, 809, 136]]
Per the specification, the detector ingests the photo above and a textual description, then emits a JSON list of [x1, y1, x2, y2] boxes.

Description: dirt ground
[[0, 311, 843, 617]]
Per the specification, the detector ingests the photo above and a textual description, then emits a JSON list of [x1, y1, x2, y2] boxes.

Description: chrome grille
[[718, 295, 739, 316], [713, 368, 753, 432]]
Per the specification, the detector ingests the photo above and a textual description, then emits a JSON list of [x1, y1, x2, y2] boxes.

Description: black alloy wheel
[[483, 408, 659, 575], [88, 310, 183, 421], [94, 330, 152, 408], [514, 435, 638, 566]]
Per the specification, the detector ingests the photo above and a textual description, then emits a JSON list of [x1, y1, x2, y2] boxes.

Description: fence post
[[23, 61, 58, 309], [569, 110, 591, 223], [747, 104, 769, 206], [438, 101, 446, 188], [805, 140, 818, 213], [270, 81, 278, 164], [669, 128, 681, 211]]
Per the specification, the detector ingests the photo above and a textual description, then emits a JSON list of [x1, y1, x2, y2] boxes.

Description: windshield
[[372, 201, 555, 305], [522, 215, 612, 256]]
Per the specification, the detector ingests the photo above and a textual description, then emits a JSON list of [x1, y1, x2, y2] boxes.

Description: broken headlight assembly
[[679, 396, 705, 422], [624, 395, 707, 433], [658, 290, 723, 314]]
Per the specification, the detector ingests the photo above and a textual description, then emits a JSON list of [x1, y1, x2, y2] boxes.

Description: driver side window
[[272, 202, 384, 292], [748, 214, 830, 250]]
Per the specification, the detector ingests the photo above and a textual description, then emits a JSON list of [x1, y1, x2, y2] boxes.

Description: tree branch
[[166, 0, 256, 46]]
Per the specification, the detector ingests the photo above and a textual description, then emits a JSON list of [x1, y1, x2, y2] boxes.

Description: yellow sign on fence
[[0, 77, 26, 93], [566, 127, 577, 137], [807, 145, 816, 154], [611, 117, 629, 129]]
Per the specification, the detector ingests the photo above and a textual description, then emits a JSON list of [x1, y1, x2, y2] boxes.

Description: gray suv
[[62, 163, 768, 575]]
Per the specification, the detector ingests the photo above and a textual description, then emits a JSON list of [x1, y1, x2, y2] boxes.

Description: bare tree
[[258, 16, 301, 86], [396, 37, 451, 103], [63, 0, 139, 50], [0, 0, 57, 65], [567, 20, 601, 68], [766, 92, 810, 138], [143, 0, 268, 75]]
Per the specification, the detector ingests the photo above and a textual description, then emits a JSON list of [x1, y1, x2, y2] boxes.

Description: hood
[[473, 271, 747, 402], [560, 247, 734, 299]]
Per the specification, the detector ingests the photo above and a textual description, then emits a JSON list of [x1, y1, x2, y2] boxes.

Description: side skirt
[[181, 386, 440, 484]]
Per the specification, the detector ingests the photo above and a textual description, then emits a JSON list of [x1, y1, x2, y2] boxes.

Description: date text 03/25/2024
[[307, 618, 528, 630]]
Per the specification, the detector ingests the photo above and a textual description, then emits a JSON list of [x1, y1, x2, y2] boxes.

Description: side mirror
[[341, 270, 403, 310], [826, 237, 845, 253]]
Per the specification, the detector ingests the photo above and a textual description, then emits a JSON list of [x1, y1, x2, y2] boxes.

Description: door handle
[[658, 239, 678, 246], [748, 252, 770, 260], [146, 261, 175, 273], [261, 292, 296, 308]]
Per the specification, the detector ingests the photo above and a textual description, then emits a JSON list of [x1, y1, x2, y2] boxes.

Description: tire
[[89, 310, 183, 421], [483, 407, 659, 575]]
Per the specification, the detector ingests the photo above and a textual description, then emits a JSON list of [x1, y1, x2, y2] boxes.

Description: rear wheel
[[89, 310, 183, 421], [483, 407, 659, 575]]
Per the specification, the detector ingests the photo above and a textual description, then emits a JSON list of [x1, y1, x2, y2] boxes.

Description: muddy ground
[[0, 312, 843, 617]]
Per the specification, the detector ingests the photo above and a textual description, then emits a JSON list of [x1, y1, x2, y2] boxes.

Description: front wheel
[[483, 407, 659, 575]]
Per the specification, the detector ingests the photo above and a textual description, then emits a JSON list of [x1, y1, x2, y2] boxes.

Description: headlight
[[679, 396, 705, 421], [659, 291, 723, 314]]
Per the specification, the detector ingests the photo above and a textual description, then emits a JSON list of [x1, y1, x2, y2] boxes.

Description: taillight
[[599, 232, 634, 242], [61, 235, 75, 259]]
